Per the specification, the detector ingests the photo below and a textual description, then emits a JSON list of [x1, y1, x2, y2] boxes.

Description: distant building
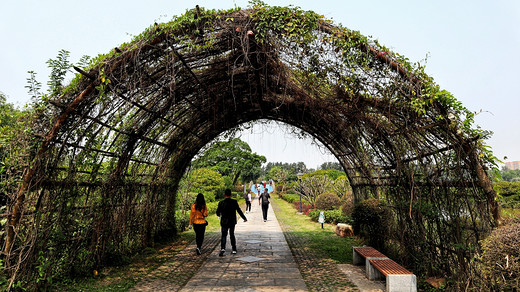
[[505, 161, 520, 170]]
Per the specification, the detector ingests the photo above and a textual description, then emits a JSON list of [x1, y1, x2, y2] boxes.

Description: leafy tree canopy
[[302, 169, 345, 181], [319, 161, 343, 171], [0, 93, 22, 128], [189, 168, 225, 194], [499, 169, 520, 182], [263, 161, 307, 180], [191, 138, 266, 185]]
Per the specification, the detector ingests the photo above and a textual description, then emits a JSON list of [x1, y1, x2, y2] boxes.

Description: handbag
[[203, 219, 208, 226]]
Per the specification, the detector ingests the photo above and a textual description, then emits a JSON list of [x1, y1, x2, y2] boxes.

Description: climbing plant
[[1, 2, 499, 290]]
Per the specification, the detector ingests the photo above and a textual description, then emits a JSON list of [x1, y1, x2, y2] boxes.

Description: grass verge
[[272, 197, 361, 291], [272, 197, 359, 263]]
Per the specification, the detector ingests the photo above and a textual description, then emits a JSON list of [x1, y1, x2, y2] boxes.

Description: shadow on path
[[130, 197, 383, 291]]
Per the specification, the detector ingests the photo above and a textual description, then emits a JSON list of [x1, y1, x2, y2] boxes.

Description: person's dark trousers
[[193, 223, 206, 248], [246, 201, 251, 212], [220, 225, 237, 250], [261, 203, 269, 220]]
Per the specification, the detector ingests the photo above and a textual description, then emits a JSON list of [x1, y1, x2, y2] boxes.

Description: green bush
[[479, 220, 520, 290], [206, 201, 219, 215], [494, 181, 520, 208], [282, 193, 301, 203], [309, 209, 351, 224], [190, 168, 225, 194], [203, 192, 216, 202], [315, 192, 341, 210], [500, 194, 520, 208], [175, 210, 190, 232], [352, 198, 391, 250], [341, 200, 354, 217]]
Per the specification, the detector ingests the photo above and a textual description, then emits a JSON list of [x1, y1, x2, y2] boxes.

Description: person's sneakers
[[264, 219, 267, 222], [232, 250, 237, 255], [196, 247, 201, 255], [219, 249, 225, 257]]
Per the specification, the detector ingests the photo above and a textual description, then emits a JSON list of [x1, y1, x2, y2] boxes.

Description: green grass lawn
[[501, 207, 520, 219], [272, 197, 360, 264]]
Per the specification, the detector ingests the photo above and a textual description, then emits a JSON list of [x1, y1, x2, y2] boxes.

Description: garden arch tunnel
[[4, 4, 499, 285]]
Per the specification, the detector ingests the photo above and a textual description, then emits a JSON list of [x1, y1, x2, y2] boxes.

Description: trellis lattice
[[3, 4, 499, 288]]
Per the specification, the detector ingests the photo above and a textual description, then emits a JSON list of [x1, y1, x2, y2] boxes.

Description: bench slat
[[353, 247, 386, 258], [369, 259, 412, 276]]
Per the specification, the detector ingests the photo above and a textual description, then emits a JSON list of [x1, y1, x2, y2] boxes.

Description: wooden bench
[[353, 246, 417, 292], [368, 259, 416, 292], [353, 246, 388, 265]]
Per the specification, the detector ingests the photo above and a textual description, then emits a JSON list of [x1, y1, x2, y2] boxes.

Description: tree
[[263, 161, 305, 181], [0, 93, 28, 211], [332, 175, 352, 199], [268, 166, 289, 194], [499, 169, 520, 182], [240, 166, 263, 184], [190, 168, 226, 194], [295, 173, 333, 207], [295, 169, 351, 207], [192, 138, 266, 185], [0, 93, 22, 127], [305, 169, 345, 180], [264, 161, 307, 174], [319, 161, 343, 171]]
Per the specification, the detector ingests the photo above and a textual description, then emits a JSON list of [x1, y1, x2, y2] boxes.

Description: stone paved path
[[130, 197, 383, 291], [180, 197, 307, 291], [130, 232, 220, 291]]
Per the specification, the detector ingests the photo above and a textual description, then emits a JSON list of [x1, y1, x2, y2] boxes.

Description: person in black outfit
[[216, 189, 247, 256], [244, 191, 252, 213], [258, 188, 270, 222]]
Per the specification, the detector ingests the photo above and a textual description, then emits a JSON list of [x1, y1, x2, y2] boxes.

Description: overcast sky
[[1, 0, 519, 169]]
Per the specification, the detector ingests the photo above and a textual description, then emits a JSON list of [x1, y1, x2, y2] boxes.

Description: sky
[[1, 0, 519, 169]]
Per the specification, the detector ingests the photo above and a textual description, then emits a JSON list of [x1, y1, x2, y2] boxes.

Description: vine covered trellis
[[2, 2, 500, 288]]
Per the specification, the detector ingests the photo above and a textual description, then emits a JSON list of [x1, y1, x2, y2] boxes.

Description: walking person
[[244, 191, 252, 213], [258, 188, 271, 222], [216, 189, 247, 256], [189, 193, 209, 255]]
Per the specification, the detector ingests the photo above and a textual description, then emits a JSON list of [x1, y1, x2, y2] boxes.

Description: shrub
[[282, 193, 301, 203], [175, 210, 190, 232], [233, 184, 244, 193], [204, 192, 216, 202], [479, 220, 520, 290], [341, 200, 354, 217], [190, 168, 225, 193], [309, 209, 351, 224], [352, 198, 391, 250], [315, 192, 341, 211], [495, 181, 520, 208], [206, 201, 219, 215], [293, 202, 313, 215]]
